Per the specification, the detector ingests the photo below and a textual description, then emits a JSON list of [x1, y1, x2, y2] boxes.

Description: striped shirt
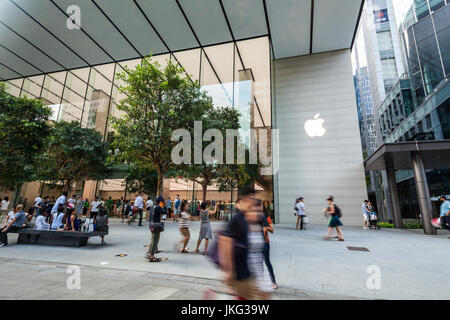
[[179, 211, 190, 229]]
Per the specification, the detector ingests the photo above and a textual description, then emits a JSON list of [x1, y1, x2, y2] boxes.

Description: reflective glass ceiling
[[0, 0, 364, 81]]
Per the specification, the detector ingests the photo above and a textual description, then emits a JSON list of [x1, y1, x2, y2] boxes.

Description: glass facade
[[384, 2, 450, 143], [379, 1, 450, 219], [0, 36, 274, 212]]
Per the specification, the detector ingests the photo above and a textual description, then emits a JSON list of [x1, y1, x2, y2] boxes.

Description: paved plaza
[[0, 219, 448, 300]]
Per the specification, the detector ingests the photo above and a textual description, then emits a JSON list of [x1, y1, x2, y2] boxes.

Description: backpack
[[334, 205, 342, 218], [96, 215, 108, 231]]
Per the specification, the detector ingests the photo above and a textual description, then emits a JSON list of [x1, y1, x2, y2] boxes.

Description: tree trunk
[[156, 170, 164, 198], [12, 183, 23, 207], [65, 179, 72, 194], [202, 183, 208, 203]]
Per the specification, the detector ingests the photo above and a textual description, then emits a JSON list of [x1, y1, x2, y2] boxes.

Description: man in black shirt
[[148, 196, 166, 262], [219, 187, 261, 299]]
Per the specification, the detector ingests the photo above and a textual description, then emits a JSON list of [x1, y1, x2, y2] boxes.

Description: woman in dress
[[195, 202, 214, 255], [324, 196, 344, 241]]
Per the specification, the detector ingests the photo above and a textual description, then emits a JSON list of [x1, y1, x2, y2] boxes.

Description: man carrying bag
[[148, 195, 166, 263]]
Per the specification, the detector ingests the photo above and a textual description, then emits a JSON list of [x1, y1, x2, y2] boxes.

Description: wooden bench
[[16, 229, 108, 247]]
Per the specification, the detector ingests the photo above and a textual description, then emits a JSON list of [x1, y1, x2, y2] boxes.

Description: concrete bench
[[16, 229, 108, 247]]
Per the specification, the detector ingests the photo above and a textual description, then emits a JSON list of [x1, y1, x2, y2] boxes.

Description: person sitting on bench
[[0, 205, 27, 247], [51, 204, 65, 231], [35, 211, 50, 231]]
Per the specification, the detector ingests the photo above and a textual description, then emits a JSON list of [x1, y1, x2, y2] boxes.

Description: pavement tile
[[0, 220, 447, 300]]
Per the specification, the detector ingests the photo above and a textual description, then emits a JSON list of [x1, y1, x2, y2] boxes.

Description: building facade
[[0, 0, 367, 225], [352, 0, 407, 220], [378, 0, 450, 219]]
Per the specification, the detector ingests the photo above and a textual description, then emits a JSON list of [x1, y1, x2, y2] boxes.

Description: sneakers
[[363, 227, 369, 230], [0, 243, 6, 247]]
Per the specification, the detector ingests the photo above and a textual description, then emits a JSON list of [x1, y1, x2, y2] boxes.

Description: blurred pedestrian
[[324, 196, 344, 241], [218, 187, 272, 300]]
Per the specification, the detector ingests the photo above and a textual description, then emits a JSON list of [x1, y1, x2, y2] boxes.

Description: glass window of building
[[433, 4, 450, 76], [380, 58, 398, 83], [414, 0, 431, 20], [429, 0, 446, 12], [377, 31, 395, 58], [414, 16, 445, 94]]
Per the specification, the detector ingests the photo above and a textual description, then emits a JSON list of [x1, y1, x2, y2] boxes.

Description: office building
[[0, 0, 367, 225]]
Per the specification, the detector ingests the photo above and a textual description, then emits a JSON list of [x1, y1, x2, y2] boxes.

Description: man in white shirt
[[35, 212, 50, 231], [362, 200, 369, 230], [134, 192, 144, 226], [51, 192, 68, 215], [90, 196, 102, 221], [34, 195, 43, 217]]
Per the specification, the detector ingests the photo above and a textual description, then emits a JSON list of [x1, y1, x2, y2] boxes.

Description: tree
[[176, 106, 241, 202], [0, 83, 52, 190], [110, 56, 212, 197], [124, 162, 158, 197], [216, 151, 259, 195], [37, 121, 111, 192]]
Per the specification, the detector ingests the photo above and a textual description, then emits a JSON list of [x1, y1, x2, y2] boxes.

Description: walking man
[[89, 196, 102, 221], [134, 192, 144, 226]]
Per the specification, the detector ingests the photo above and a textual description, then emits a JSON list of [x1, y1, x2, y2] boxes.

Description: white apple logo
[[304, 113, 326, 137]]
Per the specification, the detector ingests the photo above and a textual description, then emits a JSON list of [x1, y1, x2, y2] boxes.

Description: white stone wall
[[273, 49, 368, 226]]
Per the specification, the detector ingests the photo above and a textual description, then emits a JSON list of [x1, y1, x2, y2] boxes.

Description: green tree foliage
[[110, 57, 212, 197], [38, 121, 111, 192], [0, 83, 52, 190], [176, 106, 242, 202], [124, 163, 158, 197]]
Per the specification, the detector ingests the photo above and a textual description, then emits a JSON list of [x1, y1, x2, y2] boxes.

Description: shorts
[[363, 214, 369, 222], [179, 227, 190, 237]]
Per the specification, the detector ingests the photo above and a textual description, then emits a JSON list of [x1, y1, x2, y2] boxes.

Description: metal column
[[386, 166, 403, 228], [411, 151, 436, 235]]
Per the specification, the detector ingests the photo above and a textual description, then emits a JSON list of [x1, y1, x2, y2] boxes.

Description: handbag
[[149, 209, 165, 232], [150, 222, 164, 232]]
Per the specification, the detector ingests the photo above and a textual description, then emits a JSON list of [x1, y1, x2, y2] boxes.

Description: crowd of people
[[2, 188, 448, 300], [0, 192, 111, 246]]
